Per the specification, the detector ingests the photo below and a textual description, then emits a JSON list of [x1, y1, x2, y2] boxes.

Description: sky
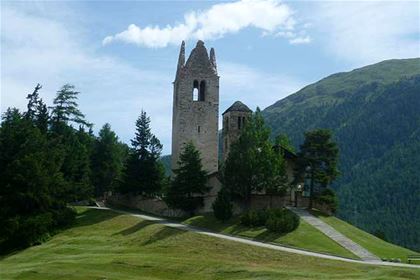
[[1, 0, 419, 154]]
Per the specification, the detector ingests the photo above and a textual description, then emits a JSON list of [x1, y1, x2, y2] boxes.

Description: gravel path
[[91, 206, 419, 269]]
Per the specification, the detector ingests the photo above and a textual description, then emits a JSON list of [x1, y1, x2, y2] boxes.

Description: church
[[171, 40, 305, 212]]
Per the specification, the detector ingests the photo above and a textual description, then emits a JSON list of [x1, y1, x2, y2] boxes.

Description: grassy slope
[[311, 210, 419, 263], [1, 208, 419, 280], [183, 214, 358, 259]]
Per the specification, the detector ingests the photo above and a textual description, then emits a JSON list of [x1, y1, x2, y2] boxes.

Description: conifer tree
[[91, 123, 126, 196], [222, 108, 287, 209], [165, 142, 208, 215], [296, 129, 339, 209], [50, 84, 91, 130], [25, 83, 42, 121], [35, 100, 49, 134], [0, 108, 73, 250], [121, 110, 164, 196], [49, 84, 94, 201]]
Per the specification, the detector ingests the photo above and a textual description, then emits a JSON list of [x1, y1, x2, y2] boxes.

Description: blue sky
[[1, 0, 419, 154]]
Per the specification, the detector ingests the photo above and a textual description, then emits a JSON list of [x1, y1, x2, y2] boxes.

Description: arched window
[[199, 80, 206, 101], [193, 80, 199, 101]]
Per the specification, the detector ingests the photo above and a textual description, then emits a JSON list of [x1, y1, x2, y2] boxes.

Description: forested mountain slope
[[263, 58, 420, 251]]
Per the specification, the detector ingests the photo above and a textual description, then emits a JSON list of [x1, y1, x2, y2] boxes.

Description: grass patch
[[1, 207, 419, 280], [311, 210, 419, 263], [183, 213, 359, 259]]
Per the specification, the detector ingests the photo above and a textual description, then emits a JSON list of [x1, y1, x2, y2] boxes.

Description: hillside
[[183, 214, 358, 259], [1, 207, 419, 280], [184, 211, 418, 262], [262, 58, 420, 251]]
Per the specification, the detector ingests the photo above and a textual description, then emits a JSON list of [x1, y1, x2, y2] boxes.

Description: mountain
[[159, 155, 172, 176], [263, 58, 420, 251]]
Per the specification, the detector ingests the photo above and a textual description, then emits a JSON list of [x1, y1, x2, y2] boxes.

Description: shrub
[[265, 208, 300, 233], [317, 188, 338, 213], [0, 208, 76, 252], [53, 207, 77, 227], [240, 209, 268, 227], [212, 189, 233, 222]]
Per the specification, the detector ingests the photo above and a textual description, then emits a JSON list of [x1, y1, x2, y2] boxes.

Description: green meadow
[[1, 207, 419, 280]]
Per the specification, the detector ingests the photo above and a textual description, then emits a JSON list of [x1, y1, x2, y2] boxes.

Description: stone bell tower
[[222, 101, 252, 161], [171, 40, 219, 174]]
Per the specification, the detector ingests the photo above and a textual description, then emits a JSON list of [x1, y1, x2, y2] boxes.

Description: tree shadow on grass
[[113, 220, 154, 236], [0, 208, 121, 259], [141, 227, 185, 246], [73, 208, 122, 228], [254, 230, 287, 243]]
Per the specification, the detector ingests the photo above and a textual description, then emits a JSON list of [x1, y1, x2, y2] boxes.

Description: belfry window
[[199, 80, 206, 101], [237, 116, 241, 129], [193, 80, 199, 101]]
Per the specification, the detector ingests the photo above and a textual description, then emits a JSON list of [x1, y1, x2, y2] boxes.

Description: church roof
[[222, 101, 252, 115]]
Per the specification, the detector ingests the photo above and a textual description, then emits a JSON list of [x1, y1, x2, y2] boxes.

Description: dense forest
[[262, 58, 420, 251], [0, 84, 168, 252]]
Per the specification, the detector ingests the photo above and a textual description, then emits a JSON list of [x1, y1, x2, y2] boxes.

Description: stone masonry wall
[[171, 41, 219, 175]]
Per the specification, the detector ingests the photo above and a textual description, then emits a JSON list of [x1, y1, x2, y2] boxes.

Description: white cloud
[[1, 3, 305, 155], [1, 4, 173, 153], [289, 36, 311, 45], [103, 0, 309, 47], [311, 1, 420, 65]]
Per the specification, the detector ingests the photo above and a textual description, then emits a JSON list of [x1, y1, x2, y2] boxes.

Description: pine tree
[[91, 123, 126, 196], [35, 99, 49, 134], [222, 108, 287, 209], [25, 83, 42, 121], [212, 187, 233, 221], [121, 110, 164, 196], [50, 84, 91, 130], [296, 129, 339, 209], [0, 108, 73, 250], [165, 142, 208, 215]]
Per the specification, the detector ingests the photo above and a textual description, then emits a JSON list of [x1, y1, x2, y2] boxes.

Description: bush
[[265, 208, 300, 233], [212, 189, 233, 221], [240, 209, 268, 227], [317, 188, 338, 213], [0, 208, 76, 252], [53, 207, 77, 227]]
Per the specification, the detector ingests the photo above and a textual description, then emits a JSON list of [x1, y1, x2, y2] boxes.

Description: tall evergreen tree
[[25, 83, 42, 121], [121, 110, 164, 196], [91, 123, 126, 196], [35, 100, 49, 134], [24, 84, 49, 133], [165, 142, 208, 215], [49, 84, 94, 201], [222, 108, 287, 209], [50, 84, 90, 130], [296, 129, 339, 209], [0, 108, 73, 250]]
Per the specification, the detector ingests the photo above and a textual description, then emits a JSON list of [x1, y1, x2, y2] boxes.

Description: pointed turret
[[210, 47, 217, 74], [176, 41, 185, 78], [184, 40, 217, 75]]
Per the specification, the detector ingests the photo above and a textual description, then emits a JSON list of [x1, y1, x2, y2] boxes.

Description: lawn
[[183, 213, 358, 259], [2, 207, 418, 280], [311, 210, 419, 263]]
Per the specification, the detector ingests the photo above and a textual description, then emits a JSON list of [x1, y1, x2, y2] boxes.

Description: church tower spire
[[210, 47, 217, 74], [171, 41, 219, 174], [176, 40, 185, 78]]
